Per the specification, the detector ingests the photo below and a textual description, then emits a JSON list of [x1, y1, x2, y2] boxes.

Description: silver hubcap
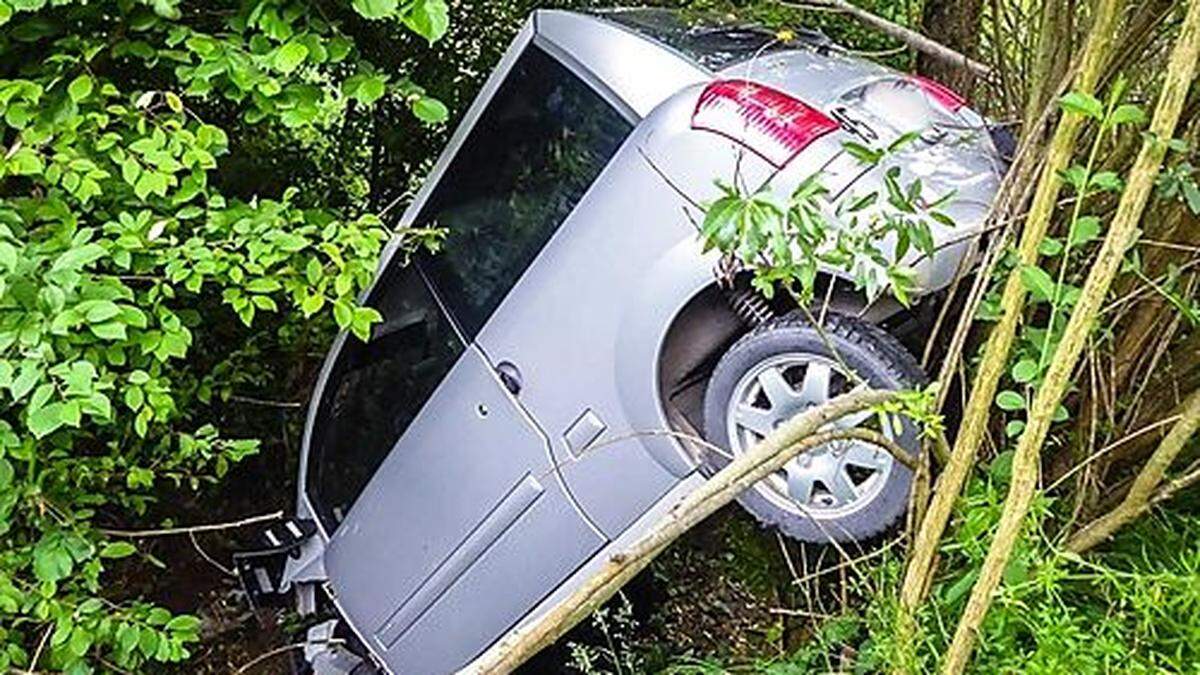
[[724, 354, 896, 519]]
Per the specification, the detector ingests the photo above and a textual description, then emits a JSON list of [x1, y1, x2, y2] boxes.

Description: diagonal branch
[[458, 388, 900, 674], [780, 0, 992, 77]]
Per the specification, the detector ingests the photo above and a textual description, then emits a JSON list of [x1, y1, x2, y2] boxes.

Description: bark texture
[[898, 0, 1124, 615], [940, 3, 1200, 671], [917, 0, 983, 93]]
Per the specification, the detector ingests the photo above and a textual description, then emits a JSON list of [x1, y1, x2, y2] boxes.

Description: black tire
[[702, 311, 926, 544]]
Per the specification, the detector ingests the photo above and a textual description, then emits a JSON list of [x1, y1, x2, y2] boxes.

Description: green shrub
[[0, 1, 447, 671]]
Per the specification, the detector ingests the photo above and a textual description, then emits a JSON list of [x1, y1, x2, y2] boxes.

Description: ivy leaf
[[67, 74, 93, 102], [272, 41, 308, 74], [351, 0, 398, 19]]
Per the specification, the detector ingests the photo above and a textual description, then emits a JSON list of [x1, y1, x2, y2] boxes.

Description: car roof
[[535, 9, 897, 116]]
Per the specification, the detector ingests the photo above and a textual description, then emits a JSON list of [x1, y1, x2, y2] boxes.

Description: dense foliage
[[0, 0, 450, 671], [3, 0, 1198, 672]]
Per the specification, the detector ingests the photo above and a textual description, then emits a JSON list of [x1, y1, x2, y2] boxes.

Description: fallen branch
[[780, 0, 991, 77], [458, 388, 899, 674], [940, 3, 1200, 671], [98, 510, 284, 538], [1066, 388, 1200, 553]]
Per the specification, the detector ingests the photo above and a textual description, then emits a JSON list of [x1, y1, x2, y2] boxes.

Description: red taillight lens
[[691, 80, 839, 168], [908, 74, 967, 111]]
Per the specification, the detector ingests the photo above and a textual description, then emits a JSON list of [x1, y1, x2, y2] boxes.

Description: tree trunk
[[940, 3, 1200, 671], [918, 0, 983, 93], [898, 0, 1123, 618]]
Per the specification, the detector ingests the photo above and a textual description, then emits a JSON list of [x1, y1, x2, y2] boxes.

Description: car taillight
[[691, 80, 839, 168], [908, 74, 967, 111]]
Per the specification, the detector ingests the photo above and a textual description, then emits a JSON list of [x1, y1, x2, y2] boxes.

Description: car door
[[307, 261, 604, 673], [415, 44, 658, 541]]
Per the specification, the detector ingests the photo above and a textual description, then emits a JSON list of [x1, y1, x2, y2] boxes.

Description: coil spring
[[727, 287, 772, 327]]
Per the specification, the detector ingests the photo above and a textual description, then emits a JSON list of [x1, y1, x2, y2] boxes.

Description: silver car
[[236, 8, 1004, 674]]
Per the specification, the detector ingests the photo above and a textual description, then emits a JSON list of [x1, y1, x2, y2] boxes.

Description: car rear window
[[415, 45, 632, 339]]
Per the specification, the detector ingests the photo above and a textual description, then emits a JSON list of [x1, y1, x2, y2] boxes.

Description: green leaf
[[117, 624, 140, 654], [272, 41, 308, 74], [1005, 419, 1026, 438], [7, 147, 43, 175], [124, 386, 144, 411], [33, 537, 73, 583], [165, 615, 201, 633], [28, 402, 66, 437], [0, 457, 12, 491], [0, 3, 12, 26], [1181, 179, 1200, 215], [404, 0, 449, 43], [1059, 91, 1103, 119], [67, 74, 93, 102], [989, 450, 1016, 483], [1019, 265, 1056, 303], [301, 293, 325, 316], [1011, 359, 1038, 383], [332, 299, 353, 329], [50, 243, 106, 273], [1068, 216, 1102, 247], [100, 542, 137, 558], [1109, 103, 1146, 126], [351, 0, 398, 19], [345, 73, 386, 105], [412, 96, 448, 124], [89, 321, 127, 341], [996, 390, 1025, 411], [150, 0, 180, 18]]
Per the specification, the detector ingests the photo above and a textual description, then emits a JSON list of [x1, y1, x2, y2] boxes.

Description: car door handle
[[495, 361, 523, 396]]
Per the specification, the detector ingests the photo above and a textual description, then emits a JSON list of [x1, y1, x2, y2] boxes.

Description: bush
[[0, 1, 448, 671]]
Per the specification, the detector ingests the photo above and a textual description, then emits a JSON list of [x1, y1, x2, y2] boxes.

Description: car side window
[[306, 263, 463, 531], [417, 45, 633, 339]]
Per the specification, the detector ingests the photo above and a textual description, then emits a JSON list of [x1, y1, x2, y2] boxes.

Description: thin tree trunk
[[918, 0, 983, 93], [1023, 0, 1074, 131], [1067, 388, 1200, 553], [940, 4, 1200, 671], [459, 389, 899, 674], [898, 0, 1123, 617]]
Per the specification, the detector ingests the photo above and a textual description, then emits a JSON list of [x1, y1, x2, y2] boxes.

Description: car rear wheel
[[701, 311, 926, 544]]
